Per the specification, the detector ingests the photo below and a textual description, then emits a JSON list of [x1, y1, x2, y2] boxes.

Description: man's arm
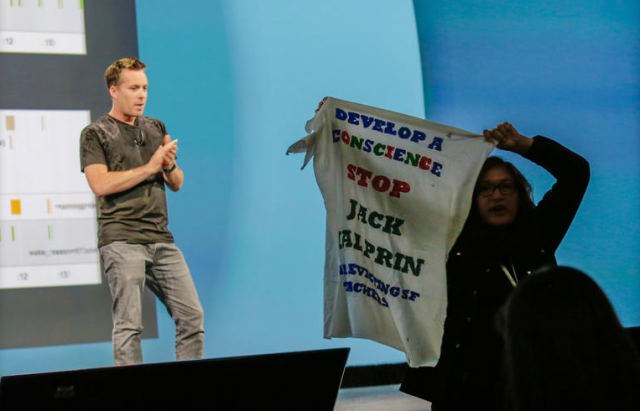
[[161, 134, 183, 192], [163, 164, 183, 192], [84, 140, 177, 197]]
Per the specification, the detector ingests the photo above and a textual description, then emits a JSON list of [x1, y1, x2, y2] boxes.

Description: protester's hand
[[483, 122, 533, 155], [315, 96, 328, 113]]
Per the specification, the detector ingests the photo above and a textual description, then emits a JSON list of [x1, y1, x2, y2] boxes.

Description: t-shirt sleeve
[[159, 120, 168, 136], [80, 127, 107, 172]]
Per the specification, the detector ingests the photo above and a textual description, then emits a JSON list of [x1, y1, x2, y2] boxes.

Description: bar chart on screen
[[0, 0, 87, 55], [0, 109, 100, 289]]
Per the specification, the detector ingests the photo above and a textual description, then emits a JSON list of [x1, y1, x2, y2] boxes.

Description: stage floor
[[335, 384, 431, 411]]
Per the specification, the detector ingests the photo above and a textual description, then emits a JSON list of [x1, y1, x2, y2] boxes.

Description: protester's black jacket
[[401, 136, 590, 407]]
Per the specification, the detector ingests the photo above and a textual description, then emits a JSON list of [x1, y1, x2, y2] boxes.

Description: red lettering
[[355, 167, 372, 187], [418, 155, 432, 171], [345, 164, 411, 198], [347, 164, 357, 181], [372, 175, 391, 192], [341, 130, 351, 145], [390, 179, 411, 198], [384, 145, 395, 160]]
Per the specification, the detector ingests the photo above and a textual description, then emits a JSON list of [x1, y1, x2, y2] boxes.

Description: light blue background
[[0, 0, 637, 377], [413, 0, 640, 326]]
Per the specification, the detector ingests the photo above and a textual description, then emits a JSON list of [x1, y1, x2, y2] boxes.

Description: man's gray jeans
[[100, 242, 204, 365]]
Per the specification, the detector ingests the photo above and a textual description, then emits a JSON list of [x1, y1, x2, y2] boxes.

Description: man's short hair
[[104, 57, 146, 88]]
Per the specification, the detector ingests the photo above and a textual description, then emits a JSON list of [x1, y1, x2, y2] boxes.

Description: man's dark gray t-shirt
[[80, 114, 174, 248]]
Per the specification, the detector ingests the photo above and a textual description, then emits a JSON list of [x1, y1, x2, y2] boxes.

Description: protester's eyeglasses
[[477, 182, 517, 197]]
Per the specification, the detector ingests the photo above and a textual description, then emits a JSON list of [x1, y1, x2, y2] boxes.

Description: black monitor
[[0, 347, 350, 410]]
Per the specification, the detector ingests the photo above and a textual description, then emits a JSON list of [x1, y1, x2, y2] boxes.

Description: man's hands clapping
[[147, 134, 178, 174]]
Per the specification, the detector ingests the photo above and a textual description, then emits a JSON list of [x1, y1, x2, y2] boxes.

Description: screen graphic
[[0, 110, 99, 290], [0, 0, 87, 55], [0, 0, 158, 356]]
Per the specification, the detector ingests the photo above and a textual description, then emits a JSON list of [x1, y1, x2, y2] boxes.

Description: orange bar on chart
[[6, 116, 15, 130], [11, 199, 21, 215]]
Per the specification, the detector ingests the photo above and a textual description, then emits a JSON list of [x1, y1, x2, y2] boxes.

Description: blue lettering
[[372, 118, 386, 132], [431, 162, 443, 177], [393, 148, 406, 162], [363, 139, 374, 153], [377, 281, 390, 295], [361, 115, 375, 129], [347, 111, 360, 125], [335, 108, 347, 121], [384, 122, 397, 136], [428, 136, 444, 151], [411, 130, 426, 143], [332, 129, 340, 143], [398, 127, 412, 139], [340, 263, 420, 304], [365, 272, 374, 283]]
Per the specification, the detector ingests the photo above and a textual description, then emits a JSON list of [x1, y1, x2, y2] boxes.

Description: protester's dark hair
[[501, 266, 640, 411], [104, 57, 146, 88]]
